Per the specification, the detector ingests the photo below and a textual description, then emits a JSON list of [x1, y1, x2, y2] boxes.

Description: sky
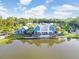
[[0, 0, 79, 19]]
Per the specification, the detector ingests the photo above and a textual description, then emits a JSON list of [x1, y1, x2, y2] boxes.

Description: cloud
[[0, 1, 8, 18], [46, 0, 53, 3], [52, 4, 79, 19], [25, 5, 47, 18], [14, 0, 31, 11], [19, 0, 32, 5], [14, 6, 27, 11], [0, 6, 8, 17]]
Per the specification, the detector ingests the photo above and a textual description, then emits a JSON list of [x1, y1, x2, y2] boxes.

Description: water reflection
[[0, 38, 79, 59], [0, 38, 79, 47], [0, 37, 73, 47], [0, 39, 13, 46], [20, 38, 65, 47]]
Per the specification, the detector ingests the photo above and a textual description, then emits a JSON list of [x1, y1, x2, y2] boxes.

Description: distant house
[[33, 23, 56, 37], [14, 26, 28, 34]]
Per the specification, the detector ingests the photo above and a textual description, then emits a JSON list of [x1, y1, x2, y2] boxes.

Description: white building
[[14, 26, 28, 34], [33, 23, 56, 37]]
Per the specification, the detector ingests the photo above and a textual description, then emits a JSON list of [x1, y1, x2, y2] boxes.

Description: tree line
[[0, 16, 79, 35]]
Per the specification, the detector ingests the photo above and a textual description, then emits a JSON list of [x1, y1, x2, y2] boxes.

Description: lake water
[[0, 38, 79, 59]]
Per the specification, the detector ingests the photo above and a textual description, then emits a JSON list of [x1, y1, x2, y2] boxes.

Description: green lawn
[[5, 33, 79, 40], [64, 33, 79, 38]]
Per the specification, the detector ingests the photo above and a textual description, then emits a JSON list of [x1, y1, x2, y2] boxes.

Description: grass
[[64, 33, 79, 38], [6, 34, 31, 40], [0, 39, 11, 46], [4, 33, 79, 40]]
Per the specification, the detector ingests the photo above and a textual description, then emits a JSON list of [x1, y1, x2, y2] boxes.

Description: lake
[[0, 38, 79, 59]]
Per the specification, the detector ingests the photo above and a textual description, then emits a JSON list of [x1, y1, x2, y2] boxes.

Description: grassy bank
[[64, 34, 79, 38], [5, 33, 79, 40]]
